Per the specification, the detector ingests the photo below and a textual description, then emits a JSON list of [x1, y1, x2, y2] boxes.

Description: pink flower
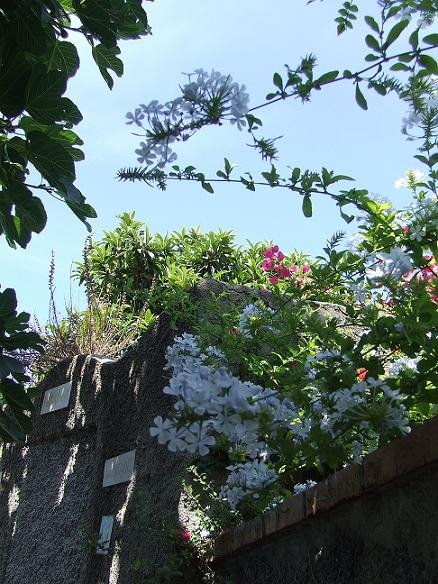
[[272, 245, 279, 253], [401, 225, 410, 233], [277, 251, 285, 262], [290, 265, 298, 274], [357, 368, 368, 381], [269, 275, 279, 285], [263, 248, 275, 259], [302, 264, 311, 274], [262, 258, 273, 271], [279, 265, 291, 278]]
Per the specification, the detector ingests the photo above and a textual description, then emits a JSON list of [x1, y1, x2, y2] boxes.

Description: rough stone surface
[[0, 314, 190, 584]]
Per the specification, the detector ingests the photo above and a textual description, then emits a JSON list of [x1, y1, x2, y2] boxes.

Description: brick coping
[[213, 416, 438, 559]]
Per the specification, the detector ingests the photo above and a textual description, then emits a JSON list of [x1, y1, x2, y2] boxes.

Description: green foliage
[[74, 212, 290, 322], [0, 288, 44, 441], [0, 0, 151, 443]]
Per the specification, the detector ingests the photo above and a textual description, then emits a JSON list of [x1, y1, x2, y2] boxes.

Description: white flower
[[394, 170, 425, 190], [184, 422, 216, 456], [149, 416, 173, 444], [293, 480, 317, 495]]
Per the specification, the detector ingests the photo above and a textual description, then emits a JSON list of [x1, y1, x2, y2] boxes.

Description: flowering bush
[[98, 0, 438, 532]]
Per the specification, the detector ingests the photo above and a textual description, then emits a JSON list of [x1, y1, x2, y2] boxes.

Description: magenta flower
[[262, 258, 273, 271], [277, 251, 285, 262], [302, 264, 311, 274], [263, 248, 275, 259], [269, 275, 279, 285]]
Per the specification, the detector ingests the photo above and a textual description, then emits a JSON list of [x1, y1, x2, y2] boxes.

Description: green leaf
[[355, 84, 368, 110], [390, 62, 410, 72], [384, 19, 409, 49], [423, 33, 438, 46], [291, 167, 301, 182], [364, 15, 379, 33], [92, 44, 124, 89], [302, 195, 312, 217], [273, 72, 283, 91], [0, 289, 17, 319], [47, 40, 80, 76], [315, 70, 339, 87], [27, 130, 75, 186], [0, 181, 47, 248], [0, 409, 26, 442], [25, 68, 68, 124], [409, 30, 419, 50], [418, 54, 438, 74], [1, 378, 34, 411], [201, 182, 214, 194], [365, 34, 380, 52]]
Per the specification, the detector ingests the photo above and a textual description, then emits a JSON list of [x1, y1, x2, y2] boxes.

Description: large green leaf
[[0, 288, 17, 319], [27, 130, 76, 185], [60, 97, 83, 125], [75, 0, 118, 46], [92, 43, 123, 89], [47, 40, 80, 76], [0, 181, 47, 248], [25, 67, 68, 124], [0, 355, 24, 379], [1, 378, 34, 412], [0, 50, 32, 117], [0, 409, 26, 442], [8, 7, 50, 55]]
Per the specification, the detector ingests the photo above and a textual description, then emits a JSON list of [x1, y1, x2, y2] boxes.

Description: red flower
[[179, 529, 191, 542], [357, 368, 368, 381]]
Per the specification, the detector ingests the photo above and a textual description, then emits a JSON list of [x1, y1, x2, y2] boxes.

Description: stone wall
[[213, 417, 438, 584], [0, 314, 190, 584]]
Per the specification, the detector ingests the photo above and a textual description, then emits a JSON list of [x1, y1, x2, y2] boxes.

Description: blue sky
[[4, 0, 419, 320]]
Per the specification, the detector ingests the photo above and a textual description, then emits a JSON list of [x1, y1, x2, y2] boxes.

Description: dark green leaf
[[47, 40, 80, 76], [384, 19, 409, 48], [1, 378, 34, 412], [418, 54, 438, 74], [409, 30, 419, 50], [25, 68, 68, 124], [0, 409, 26, 442], [315, 70, 339, 86], [27, 130, 75, 185], [201, 182, 214, 194], [302, 195, 312, 217], [0, 289, 17, 319], [92, 44, 123, 89], [364, 15, 379, 33], [365, 34, 380, 52], [355, 84, 368, 110], [423, 34, 438, 46], [273, 72, 283, 91]]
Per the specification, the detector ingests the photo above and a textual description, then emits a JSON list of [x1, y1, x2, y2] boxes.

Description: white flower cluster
[[127, 69, 250, 167], [293, 480, 317, 495], [150, 334, 411, 508], [149, 333, 296, 506], [219, 461, 278, 509], [399, 194, 438, 242], [365, 248, 413, 282], [238, 303, 275, 337], [387, 356, 420, 377]]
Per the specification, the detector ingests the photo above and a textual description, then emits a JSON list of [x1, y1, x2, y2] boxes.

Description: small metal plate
[[96, 515, 115, 555], [40, 382, 72, 414], [102, 450, 136, 487]]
